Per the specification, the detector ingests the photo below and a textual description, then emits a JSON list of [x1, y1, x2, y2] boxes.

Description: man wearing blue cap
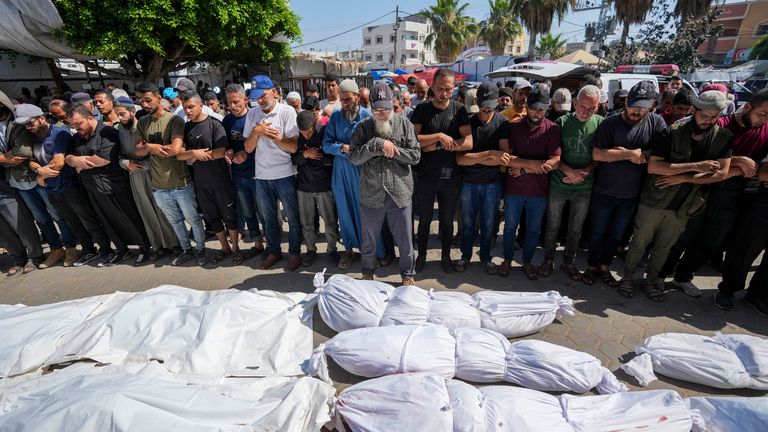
[[243, 74, 302, 271]]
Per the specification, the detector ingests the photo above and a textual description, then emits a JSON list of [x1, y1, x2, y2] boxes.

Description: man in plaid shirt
[[349, 83, 421, 285]]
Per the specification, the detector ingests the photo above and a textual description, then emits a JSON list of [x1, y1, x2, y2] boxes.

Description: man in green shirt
[[134, 82, 208, 267], [539, 85, 602, 280]]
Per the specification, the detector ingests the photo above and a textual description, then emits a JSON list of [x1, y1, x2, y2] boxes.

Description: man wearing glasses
[[349, 83, 421, 285]]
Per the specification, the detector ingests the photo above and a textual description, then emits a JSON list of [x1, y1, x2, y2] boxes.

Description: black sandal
[[643, 282, 665, 302], [232, 251, 245, 266], [599, 270, 620, 288], [538, 259, 554, 277], [210, 250, 232, 264], [560, 263, 582, 281], [618, 278, 635, 298], [582, 268, 597, 285]]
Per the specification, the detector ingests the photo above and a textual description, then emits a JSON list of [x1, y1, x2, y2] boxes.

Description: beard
[[742, 109, 754, 128], [374, 112, 394, 139], [691, 120, 713, 134], [343, 104, 359, 122], [120, 117, 135, 129]]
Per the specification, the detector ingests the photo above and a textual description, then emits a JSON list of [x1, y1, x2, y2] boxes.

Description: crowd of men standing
[[0, 69, 766, 318]]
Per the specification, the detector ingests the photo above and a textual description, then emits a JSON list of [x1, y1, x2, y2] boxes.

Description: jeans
[[460, 182, 501, 263], [18, 185, 76, 250], [233, 175, 263, 238], [416, 176, 460, 258], [153, 183, 206, 252], [587, 192, 639, 268], [255, 176, 302, 256], [543, 189, 591, 264], [503, 194, 547, 263]]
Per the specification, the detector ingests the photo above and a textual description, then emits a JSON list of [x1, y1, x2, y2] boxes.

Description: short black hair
[[302, 95, 320, 111], [670, 75, 682, 81], [203, 91, 218, 101], [433, 68, 455, 82], [94, 89, 113, 100], [325, 74, 339, 84], [179, 90, 201, 102], [407, 77, 417, 86], [749, 89, 768, 108], [66, 102, 93, 118], [660, 89, 676, 101], [673, 89, 694, 106], [135, 82, 160, 95]]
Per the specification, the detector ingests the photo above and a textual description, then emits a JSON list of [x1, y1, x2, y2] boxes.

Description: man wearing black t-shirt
[[411, 68, 473, 273], [177, 93, 241, 265], [455, 82, 509, 274]]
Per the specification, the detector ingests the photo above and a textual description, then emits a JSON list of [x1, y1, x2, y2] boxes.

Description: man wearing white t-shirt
[[243, 75, 302, 271]]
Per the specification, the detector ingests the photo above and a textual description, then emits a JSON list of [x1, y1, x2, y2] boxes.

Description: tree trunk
[[44, 58, 66, 90], [620, 22, 630, 48], [527, 31, 537, 60]]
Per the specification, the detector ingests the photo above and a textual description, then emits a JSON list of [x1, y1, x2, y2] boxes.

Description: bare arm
[[593, 146, 642, 163], [648, 156, 721, 176], [758, 162, 768, 183], [655, 158, 731, 188]]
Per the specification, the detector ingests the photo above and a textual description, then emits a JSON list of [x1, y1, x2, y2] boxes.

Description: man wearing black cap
[[619, 90, 732, 301], [454, 82, 510, 274], [584, 80, 667, 287], [292, 110, 339, 266], [500, 88, 561, 280], [608, 89, 628, 116], [349, 82, 421, 285], [411, 68, 473, 273], [497, 87, 513, 112]]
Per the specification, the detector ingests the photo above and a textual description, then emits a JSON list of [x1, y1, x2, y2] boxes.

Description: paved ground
[[1, 222, 766, 399]]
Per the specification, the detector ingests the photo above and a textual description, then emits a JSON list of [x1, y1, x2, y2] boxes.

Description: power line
[[292, 10, 395, 49]]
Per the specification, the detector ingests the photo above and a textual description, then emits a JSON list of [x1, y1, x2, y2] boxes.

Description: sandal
[[232, 251, 245, 266], [21, 260, 36, 274], [560, 263, 582, 281], [618, 278, 635, 298], [210, 250, 232, 264], [582, 268, 597, 285], [244, 246, 264, 260], [598, 270, 620, 288], [6, 265, 22, 276], [522, 263, 539, 281], [497, 260, 511, 277], [454, 259, 468, 273], [538, 259, 554, 277], [642, 282, 665, 302], [482, 261, 497, 275]]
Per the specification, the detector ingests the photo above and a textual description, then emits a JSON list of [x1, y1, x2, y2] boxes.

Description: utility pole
[[575, 0, 616, 56], [393, 6, 400, 69]]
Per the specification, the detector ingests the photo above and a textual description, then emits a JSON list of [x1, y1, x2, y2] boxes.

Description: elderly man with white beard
[[349, 83, 421, 285]]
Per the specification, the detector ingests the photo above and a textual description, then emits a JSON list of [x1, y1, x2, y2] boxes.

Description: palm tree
[[510, 0, 574, 60], [420, 0, 478, 63], [536, 33, 567, 59], [613, 0, 653, 48], [674, 0, 713, 19], [479, 0, 524, 56]]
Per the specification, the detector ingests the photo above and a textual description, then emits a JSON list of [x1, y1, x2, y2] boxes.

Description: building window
[[376, 54, 383, 61], [515, 45, 521, 54], [389, 34, 395, 42], [756, 23, 768, 37], [364, 37, 371, 45], [410, 53, 416, 58], [364, 55, 371, 61], [419, 35, 425, 42], [376, 35, 382, 44], [721, 28, 738, 37]]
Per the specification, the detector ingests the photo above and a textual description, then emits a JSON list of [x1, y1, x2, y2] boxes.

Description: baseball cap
[[248, 75, 275, 100], [627, 81, 657, 109], [526, 88, 550, 110], [552, 88, 572, 111], [499, 87, 514, 98], [476, 82, 499, 109], [513, 79, 533, 91], [692, 90, 727, 111], [296, 110, 315, 131], [174, 78, 196, 92], [162, 88, 178, 100], [71, 92, 91, 103], [465, 88, 479, 113], [13, 104, 44, 124], [370, 82, 393, 110]]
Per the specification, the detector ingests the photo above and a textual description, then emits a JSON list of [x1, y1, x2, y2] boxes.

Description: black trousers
[[0, 184, 44, 265], [718, 208, 768, 300], [86, 187, 150, 252], [415, 176, 460, 258], [48, 186, 111, 253]]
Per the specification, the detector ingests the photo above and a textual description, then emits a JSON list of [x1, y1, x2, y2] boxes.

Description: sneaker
[[713, 292, 734, 311], [38, 248, 65, 269], [107, 249, 132, 266], [63, 247, 78, 267], [302, 251, 318, 267], [73, 251, 98, 267], [134, 250, 149, 266], [745, 294, 768, 318], [671, 279, 702, 297], [171, 249, 194, 266], [196, 249, 208, 266], [97, 253, 115, 268], [401, 277, 415, 286]]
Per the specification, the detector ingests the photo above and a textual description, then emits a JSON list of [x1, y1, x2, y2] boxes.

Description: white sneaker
[[671, 280, 702, 297]]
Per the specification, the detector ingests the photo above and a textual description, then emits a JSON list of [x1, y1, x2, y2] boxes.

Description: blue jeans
[[232, 175, 263, 238], [460, 182, 501, 263], [153, 184, 206, 252], [503, 194, 548, 263], [255, 176, 302, 256], [18, 186, 75, 250], [587, 192, 639, 268]]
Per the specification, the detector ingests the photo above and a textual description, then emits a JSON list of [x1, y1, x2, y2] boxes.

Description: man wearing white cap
[[286, 91, 302, 113], [619, 90, 732, 302], [500, 79, 532, 122]]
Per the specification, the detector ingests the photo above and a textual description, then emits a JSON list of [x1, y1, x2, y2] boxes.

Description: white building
[[362, 15, 437, 68]]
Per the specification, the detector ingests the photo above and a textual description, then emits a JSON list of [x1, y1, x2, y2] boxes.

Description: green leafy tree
[[479, 0, 524, 56], [749, 34, 768, 60], [421, 0, 478, 63], [536, 33, 566, 59], [613, 0, 653, 48], [674, 0, 713, 19], [50, 0, 300, 83], [510, 0, 574, 60]]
